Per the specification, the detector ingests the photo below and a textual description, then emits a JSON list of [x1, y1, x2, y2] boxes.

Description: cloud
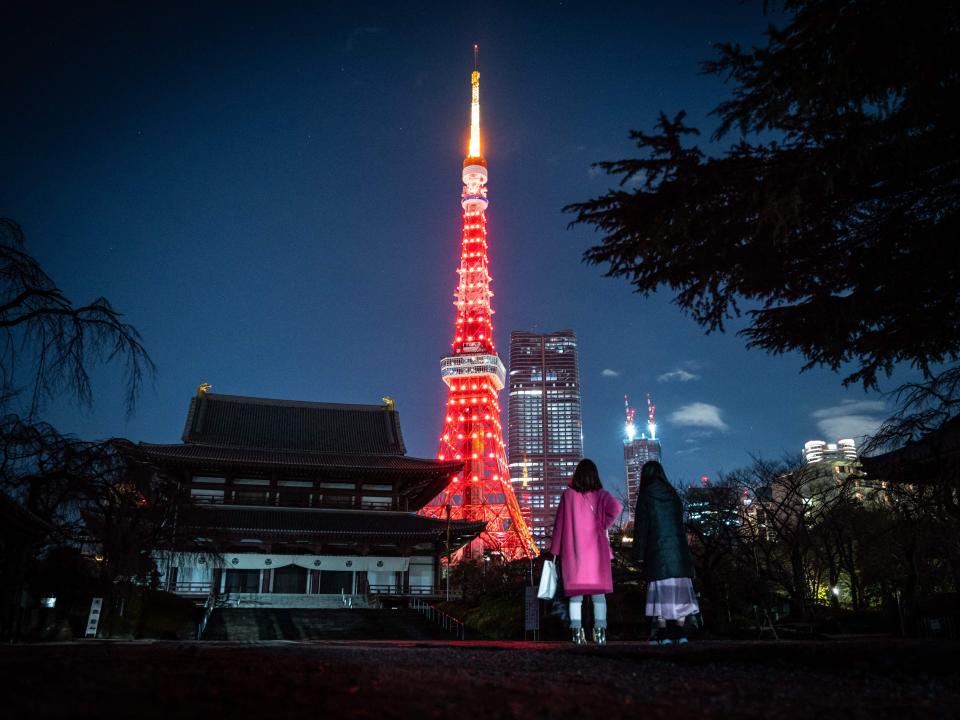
[[668, 402, 729, 432], [601, 369, 619, 377], [811, 400, 887, 420], [674, 446, 702, 456], [658, 369, 701, 383], [811, 400, 887, 441]]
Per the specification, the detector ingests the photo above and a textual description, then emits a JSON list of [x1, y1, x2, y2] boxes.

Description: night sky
[[1, 1, 912, 494]]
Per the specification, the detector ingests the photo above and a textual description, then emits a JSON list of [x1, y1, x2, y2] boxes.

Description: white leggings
[[569, 594, 607, 629]]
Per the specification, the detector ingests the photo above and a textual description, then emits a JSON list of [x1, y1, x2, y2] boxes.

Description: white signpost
[[84, 597, 104, 638]]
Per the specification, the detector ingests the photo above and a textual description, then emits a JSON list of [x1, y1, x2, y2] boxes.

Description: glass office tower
[[507, 330, 584, 549]]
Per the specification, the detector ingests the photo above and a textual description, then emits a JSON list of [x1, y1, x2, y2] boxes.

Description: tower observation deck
[[420, 49, 537, 561]]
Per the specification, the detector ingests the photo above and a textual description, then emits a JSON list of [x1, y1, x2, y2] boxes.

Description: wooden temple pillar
[[434, 542, 443, 595], [166, 566, 179, 593]]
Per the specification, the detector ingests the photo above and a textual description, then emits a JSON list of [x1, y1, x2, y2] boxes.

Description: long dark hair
[[640, 460, 669, 486], [570, 458, 603, 493]]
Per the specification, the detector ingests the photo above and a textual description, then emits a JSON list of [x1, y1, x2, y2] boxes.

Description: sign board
[[524, 586, 540, 632], [84, 597, 104, 638], [462, 342, 482, 354]]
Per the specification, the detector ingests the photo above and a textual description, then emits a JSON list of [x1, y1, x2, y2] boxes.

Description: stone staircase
[[219, 593, 373, 609], [203, 608, 454, 641]]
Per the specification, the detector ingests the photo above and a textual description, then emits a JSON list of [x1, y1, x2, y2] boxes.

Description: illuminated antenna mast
[[624, 394, 637, 441], [468, 44, 481, 159], [646, 393, 657, 440]]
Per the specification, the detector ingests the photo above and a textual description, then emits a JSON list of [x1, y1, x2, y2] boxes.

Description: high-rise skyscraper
[[686, 477, 743, 536], [802, 439, 858, 465], [507, 330, 584, 549], [624, 394, 661, 523], [801, 437, 868, 503], [421, 50, 536, 561]]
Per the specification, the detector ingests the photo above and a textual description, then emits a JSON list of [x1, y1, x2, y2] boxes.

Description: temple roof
[[0, 491, 51, 542], [861, 415, 960, 485], [140, 392, 462, 510], [140, 443, 460, 474], [181, 393, 407, 455], [139, 442, 462, 508], [186, 505, 485, 548]]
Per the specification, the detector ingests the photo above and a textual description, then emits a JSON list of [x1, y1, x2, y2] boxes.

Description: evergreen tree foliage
[[566, 1, 960, 395]]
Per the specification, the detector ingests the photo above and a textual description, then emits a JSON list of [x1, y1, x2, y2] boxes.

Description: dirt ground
[[5, 638, 959, 720]]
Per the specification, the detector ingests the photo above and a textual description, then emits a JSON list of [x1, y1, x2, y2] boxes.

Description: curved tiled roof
[[0, 491, 51, 540], [141, 442, 462, 474], [861, 414, 960, 485], [186, 505, 486, 545], [181, 393, 406, 455], [144, 392, 462, 510]]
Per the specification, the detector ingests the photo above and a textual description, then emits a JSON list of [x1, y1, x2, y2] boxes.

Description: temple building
[[144, 390, 483, 606]]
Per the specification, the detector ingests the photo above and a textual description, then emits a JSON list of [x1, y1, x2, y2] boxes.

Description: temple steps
[[203, 608, 454, 641]]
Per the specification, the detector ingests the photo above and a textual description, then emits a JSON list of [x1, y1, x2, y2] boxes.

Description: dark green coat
[[631, 474, 694, 582]]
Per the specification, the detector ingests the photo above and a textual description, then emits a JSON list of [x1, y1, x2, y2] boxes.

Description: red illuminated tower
[[421, 49, 537, 561]]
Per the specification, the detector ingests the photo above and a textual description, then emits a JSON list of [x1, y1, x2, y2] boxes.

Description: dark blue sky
[[1, 1, 907, 493]]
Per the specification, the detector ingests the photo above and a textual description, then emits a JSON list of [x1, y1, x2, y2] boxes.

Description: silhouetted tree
[[1, 217, 154, 417], [682, 478, 744, 627], [2, 216, 160, 636], [566, 1, 960, 441], [0, 418, 207, 636]]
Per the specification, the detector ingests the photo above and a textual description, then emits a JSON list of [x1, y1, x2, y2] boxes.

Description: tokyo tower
[[421, 48, 537, 561]]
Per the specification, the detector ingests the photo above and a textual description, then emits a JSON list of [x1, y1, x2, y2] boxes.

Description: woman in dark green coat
[[631, 461, 699, 644]]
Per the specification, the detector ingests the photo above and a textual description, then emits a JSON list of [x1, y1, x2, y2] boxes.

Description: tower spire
[[468, 44, 482, 160], [646, 392, 657, 440]]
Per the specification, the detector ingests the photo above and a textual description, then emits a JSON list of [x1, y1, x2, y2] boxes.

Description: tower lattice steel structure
[[421, 49, 537, 561]]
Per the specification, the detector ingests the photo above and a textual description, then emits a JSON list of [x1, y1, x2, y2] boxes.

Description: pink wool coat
[[549, 489, 623, 596]]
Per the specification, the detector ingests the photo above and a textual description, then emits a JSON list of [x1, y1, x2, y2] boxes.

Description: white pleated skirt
[[645, 577, 700, 620]]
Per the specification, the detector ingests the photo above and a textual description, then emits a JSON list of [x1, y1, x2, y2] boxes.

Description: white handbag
[[537, 559, 558, 600]]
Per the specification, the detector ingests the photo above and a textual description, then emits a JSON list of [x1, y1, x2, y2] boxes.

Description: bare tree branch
[[1, 218, 155, 417]]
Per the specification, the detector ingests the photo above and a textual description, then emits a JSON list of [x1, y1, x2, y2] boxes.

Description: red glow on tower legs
[[419, 55, 537, 562]]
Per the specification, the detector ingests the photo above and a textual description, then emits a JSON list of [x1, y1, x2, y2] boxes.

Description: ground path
[[5, 638, 958, 719]]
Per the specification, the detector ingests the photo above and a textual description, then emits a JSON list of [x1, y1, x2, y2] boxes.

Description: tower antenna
[[646, 392, 657, 441], [468, 46, 482, 159]]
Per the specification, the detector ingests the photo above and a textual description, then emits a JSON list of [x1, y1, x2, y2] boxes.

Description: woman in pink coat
[[550, 459, 623, 644]]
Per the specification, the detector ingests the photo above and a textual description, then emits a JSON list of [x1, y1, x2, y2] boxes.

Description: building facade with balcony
[[144, 392, 483, 606]]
